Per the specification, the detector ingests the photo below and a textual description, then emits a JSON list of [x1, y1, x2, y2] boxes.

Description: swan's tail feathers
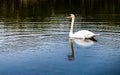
[[95, 34, 100, 36]]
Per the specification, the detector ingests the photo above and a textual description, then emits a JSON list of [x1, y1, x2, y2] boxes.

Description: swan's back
[[73, 30, 95, 39]]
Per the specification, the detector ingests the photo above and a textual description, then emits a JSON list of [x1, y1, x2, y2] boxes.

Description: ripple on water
[[0, 33, 52, 53]]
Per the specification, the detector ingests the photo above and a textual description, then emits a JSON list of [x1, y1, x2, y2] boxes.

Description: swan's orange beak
[[67, 16, 71, 19]]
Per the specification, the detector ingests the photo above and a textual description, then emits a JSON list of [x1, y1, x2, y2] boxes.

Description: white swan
[[67, 14, 99, 39]]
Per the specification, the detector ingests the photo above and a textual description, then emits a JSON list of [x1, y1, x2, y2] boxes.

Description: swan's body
[[67, 14, 98, 39], [69, 30, 95, 39]]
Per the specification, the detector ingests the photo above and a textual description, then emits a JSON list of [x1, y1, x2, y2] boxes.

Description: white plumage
[[67, 14, 99, 39]]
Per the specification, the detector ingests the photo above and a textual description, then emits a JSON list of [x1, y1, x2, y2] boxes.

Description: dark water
[[0, 0, 120, 75]]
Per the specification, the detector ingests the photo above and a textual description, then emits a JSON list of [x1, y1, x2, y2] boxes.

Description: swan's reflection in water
[[68, 39, 75, 61], [68, 38, 97, 61]]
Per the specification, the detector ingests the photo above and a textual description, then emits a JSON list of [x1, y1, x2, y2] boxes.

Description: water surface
[[0, 0, 120, 75], [0, 14, 119, 75]]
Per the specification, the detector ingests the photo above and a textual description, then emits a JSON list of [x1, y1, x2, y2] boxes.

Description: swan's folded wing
[[74, 30, 95, 39]]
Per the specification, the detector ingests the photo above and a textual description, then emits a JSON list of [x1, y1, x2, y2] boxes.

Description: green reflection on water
[[0, 0, 120, 22]]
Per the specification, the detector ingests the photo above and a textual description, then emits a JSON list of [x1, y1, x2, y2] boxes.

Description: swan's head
[[67, 14, 75, 19]]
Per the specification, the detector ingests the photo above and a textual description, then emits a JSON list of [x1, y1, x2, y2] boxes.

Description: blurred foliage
[[0, 0, 120, 22]]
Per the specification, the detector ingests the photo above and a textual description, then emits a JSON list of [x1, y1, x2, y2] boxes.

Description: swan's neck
[[69, 16, 75, 37]]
